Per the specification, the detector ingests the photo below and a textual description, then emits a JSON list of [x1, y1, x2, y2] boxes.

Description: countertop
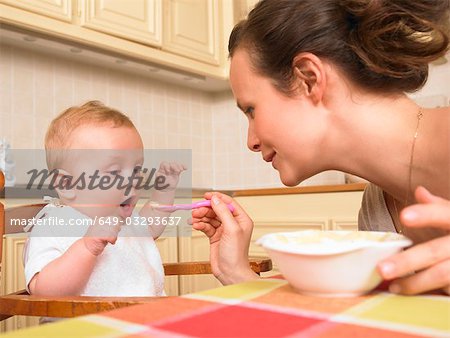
[[0, 183, 366, 200]]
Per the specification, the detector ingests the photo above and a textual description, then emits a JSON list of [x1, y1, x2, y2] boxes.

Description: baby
[[24, 100, 185, 297]]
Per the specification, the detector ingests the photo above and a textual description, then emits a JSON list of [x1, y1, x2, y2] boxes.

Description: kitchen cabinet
[[233, 0, 258, 21], [80, 0, 162, 47], [178, 229, 222, 295], [0, 0, 72, 22], [0, 0, 234, 79], [163, 0, 221, 66]]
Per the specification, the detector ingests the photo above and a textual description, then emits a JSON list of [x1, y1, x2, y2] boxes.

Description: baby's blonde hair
[[45, 101, 136, 170]]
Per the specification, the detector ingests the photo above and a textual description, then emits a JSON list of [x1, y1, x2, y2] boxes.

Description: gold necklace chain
[[393, 107, 423, 233], [406, 107, 423, 205]]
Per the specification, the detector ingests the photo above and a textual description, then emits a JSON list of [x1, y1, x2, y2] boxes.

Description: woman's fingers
[[379, 186, 450, 295], [401, 204, 450, 229], [204, 192, 248, 218], [192, 207, 217, 219], [379, 236, 450, 280], [400, 187, 450, 229], [192, 216, 221, 229], [414, 186, 448, 204], [388, 259, 450, 295], [210, 194, 237, 225], [193, 221, 218, 238], [204, 192, 233, 202], [201, 217, 221, 228]]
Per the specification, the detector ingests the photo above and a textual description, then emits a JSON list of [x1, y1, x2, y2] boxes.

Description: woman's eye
[[245, 107, 255, 118]]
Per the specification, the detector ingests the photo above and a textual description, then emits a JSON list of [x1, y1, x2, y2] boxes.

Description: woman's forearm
[[29, 239, 98, 296]]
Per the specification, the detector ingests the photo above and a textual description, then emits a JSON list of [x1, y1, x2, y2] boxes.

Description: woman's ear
[[52, 169, 77, 201], [292, 53, 326, 104]]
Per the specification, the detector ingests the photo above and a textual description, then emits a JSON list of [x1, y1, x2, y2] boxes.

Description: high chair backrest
[[0, 170, 5, 262], [3, 204, 47, 234], [0, 202, 47, 263]]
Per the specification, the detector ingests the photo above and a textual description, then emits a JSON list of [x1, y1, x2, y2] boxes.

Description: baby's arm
[[28, 222, 120, 296], [140, 162, 186, 239]]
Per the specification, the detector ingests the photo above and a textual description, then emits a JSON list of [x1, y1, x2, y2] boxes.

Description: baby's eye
[[133, 166, 143, 174], [107, 170, 121, 176]]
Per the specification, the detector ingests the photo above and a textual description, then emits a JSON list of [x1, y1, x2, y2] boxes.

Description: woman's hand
[[191, 192, 259, 285], [378, 186, 450, 295]]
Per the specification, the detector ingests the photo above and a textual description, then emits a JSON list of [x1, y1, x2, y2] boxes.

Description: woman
[[192, 0, 450, 295]]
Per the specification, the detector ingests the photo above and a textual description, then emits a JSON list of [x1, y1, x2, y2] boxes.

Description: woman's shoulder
[[359, 183, 395, 232]]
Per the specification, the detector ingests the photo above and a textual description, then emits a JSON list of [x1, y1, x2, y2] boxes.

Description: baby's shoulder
[[37, 204, 86, 220], [27, 204, 88, 237]]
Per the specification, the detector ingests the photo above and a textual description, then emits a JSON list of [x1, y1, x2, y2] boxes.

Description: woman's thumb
[[211, 194, 235, 224]]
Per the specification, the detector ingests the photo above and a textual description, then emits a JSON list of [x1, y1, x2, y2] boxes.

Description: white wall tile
[[0, 43, 214, 188]]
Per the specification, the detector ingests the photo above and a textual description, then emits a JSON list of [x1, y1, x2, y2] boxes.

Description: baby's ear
[[52, 169, 77, 201]]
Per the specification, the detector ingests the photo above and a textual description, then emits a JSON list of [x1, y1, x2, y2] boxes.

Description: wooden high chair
[[0, 171, 271, 321]]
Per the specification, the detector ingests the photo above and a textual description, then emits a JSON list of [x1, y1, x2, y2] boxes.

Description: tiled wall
[[0, 43, 214, 188], [1, 43, 448, 189]]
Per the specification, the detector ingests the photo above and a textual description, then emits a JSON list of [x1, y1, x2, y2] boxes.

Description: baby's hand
[[156, 161, 187, 191], [83, 218, 120, 256]]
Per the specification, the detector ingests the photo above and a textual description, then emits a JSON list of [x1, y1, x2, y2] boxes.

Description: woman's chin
[[279, 173, 301, 187]]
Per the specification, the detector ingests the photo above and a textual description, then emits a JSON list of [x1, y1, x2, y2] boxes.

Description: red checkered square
[[155, 304, 325, 337]]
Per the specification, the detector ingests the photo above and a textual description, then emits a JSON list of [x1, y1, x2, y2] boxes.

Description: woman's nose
[[247, 127, 261, 152]]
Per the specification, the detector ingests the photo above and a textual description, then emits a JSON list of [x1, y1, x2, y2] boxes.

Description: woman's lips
[[270, 154, 277, 169], [263, 153, 275, 162]]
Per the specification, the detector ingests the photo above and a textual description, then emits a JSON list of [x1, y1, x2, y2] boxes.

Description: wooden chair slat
[[0, 293, 169, 318]]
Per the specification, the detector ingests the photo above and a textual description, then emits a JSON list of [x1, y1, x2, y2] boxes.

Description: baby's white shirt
[[23, 204, 165, 296]]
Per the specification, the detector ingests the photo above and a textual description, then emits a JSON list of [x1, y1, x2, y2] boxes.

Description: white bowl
[[257, 230, 412, 297]]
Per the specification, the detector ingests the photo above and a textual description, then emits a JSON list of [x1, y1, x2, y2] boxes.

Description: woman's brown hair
[[229, 0, 449, 94]]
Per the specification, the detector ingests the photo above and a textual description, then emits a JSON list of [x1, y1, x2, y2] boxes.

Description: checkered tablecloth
[[3, 279, 449, 337]]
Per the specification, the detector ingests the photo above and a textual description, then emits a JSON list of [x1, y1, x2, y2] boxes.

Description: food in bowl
[[257, 230, 412, 297]]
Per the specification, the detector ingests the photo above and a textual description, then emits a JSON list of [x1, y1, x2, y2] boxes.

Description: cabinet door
[[155, 236, 179, 296], [178, 230, 221, 294], [163, 0, 221, 65], [81, 0, 162, 47], [234, 0, 258, 22], [0, 0, 72, 22]]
